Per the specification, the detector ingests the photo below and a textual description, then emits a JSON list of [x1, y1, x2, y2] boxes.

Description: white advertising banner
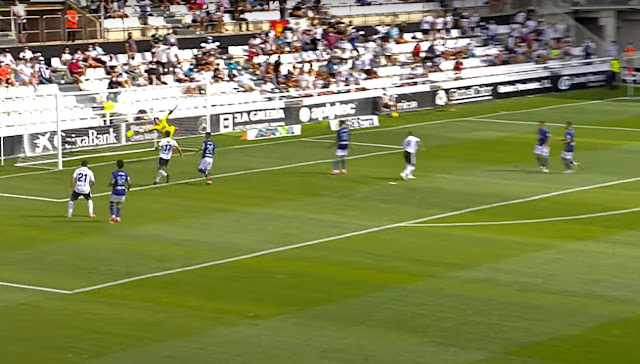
[[246, 125, 302, 140], [329, 116, 380, 131]]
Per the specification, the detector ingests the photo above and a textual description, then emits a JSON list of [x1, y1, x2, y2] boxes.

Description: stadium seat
[[104, 18, 125, 30], [169, 5, 189, 14], [123, 17, 143, 29], [147, 16, 168, 27]]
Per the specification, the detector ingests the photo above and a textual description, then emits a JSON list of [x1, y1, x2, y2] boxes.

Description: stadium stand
[[0, 2, 615, 140]]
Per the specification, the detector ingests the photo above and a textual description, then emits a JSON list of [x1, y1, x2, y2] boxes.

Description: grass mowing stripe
[[403, 206, 640, 227], [471, 118, 640, 132], [67, 175, 640, 294]]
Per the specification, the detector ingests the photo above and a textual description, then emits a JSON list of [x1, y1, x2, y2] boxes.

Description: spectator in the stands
[[150, 28, 163, 45], [67, 58, 85, 84], [583, 38, 595, 60], [168, 41, 180, 74], [124, 32, 138, 57], [19, 46, 34, 61], [60, 47, 72, 65], [145, 62, 164, 85], [139, 0, 152, 14], [94, 43, 106, 56], [486, 20, 497, 45], [35, 57, 54, 84], [0, 64, 14, 86], [163, 29, 178, 47], [13, 60, 34, 85], [66, 5, 79, 43], [0, 49, 16, 67], [11, 0, 28, 43], [152, 41, 170, 74], [420, 13, 433, 40]]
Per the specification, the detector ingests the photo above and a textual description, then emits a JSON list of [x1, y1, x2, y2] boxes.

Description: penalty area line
[[403, 206, 640, 227], [69, 175, 640, 294], [0, 281, 72, 294]]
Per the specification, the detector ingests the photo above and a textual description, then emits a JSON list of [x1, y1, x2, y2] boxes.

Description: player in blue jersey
[[108, 160, 131, 223], [197, 132, 216, 185], [534, 122, 551, 173], [331, 120, 352, 175], [560, 122, 580, 173]]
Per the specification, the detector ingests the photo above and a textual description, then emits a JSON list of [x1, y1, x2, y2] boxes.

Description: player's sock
[[402, 165, 411, 175], [116, 202, 122, 218], [110, 202, 115, 217], [67, 201, 74, 217], [340, 157, 346, 171], [408, 165, 416, 176], [535, 156, 542, 167], [332, 159, 339, 171], [87, 200, 94, 215], [155, 170, 166, 183], [542, 158, 549, 168]]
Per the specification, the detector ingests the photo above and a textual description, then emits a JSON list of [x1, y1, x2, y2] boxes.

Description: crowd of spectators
[[0, 5, 612, 96]]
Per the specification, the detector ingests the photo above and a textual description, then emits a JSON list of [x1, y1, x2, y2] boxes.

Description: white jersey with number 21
[[403, 135, 421, 153], [72, 167, 95, 194], [158, 138, 178, 159]]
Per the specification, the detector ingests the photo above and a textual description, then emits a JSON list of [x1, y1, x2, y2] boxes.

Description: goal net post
[[15, 82, 211, 170]]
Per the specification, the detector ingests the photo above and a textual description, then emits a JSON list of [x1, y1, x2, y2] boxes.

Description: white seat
[[169, 5, 189, 14], [104, 18, 125, 29], [147, 16, 168, 27], [123, 17, 142, 29]]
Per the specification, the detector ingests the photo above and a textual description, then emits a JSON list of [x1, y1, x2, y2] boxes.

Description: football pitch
[[1, 88, 640, 363]]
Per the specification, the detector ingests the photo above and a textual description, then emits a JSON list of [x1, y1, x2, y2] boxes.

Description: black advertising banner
[[389, 91, 436, 111], [209, 98, 378, 134], [552, 71, 609, 92]]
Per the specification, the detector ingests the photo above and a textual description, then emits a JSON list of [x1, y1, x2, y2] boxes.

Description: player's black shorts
[[404, 151, 416, 165], [70, 190, 91, 201], [158, 157, 170, 168]]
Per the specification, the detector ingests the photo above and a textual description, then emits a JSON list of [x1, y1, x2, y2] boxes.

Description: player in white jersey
[[154, 130, 184, 184], [400, 132, 424, 180], [65, 160, 96, 218]]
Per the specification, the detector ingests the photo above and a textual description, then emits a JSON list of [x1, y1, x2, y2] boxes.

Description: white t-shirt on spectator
[[515, 12, 526, 24], [11, 3, 26, 18], [487, 23, 498, 36], [435, 17, 444, 30], [154, 45, 169, 63], [445, 15, 454, 28], [17, 63, 33, 79], [169, 45, 180, 62], [61, 53, 72, 63], [383, 42, 393, 56], [365, 41, 377, 55], [19, 49, 34, 60], [421, 15, 433, 31], [0, 53, 16, 66]]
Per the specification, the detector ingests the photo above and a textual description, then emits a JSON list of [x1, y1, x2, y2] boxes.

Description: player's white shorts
[[534, 145, 550, 158], [561, 151, 573, 160], [198, 157, 214, 172], [335, 148, 349, 157], [110, 194, 126, 203]]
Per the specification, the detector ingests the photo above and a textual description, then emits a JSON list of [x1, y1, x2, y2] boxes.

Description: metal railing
[[1, 12, 103, 44]]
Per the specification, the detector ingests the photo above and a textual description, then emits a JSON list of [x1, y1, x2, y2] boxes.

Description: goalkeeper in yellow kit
[[149, 105, 178, 138]]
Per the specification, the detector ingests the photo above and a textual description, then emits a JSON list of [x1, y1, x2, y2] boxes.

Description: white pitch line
[[0, 192, 66, 203], [69, 175, 640, 294], [303, 138, 403, 149], [0, 281, 72, 294], [477, 97, 626, 119], [471, 118, 640, 132], [403, 207, 640, 227], [89, 149, 401, 198]]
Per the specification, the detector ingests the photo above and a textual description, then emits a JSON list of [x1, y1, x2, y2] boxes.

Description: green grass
[[2, 88, 640, 363]]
